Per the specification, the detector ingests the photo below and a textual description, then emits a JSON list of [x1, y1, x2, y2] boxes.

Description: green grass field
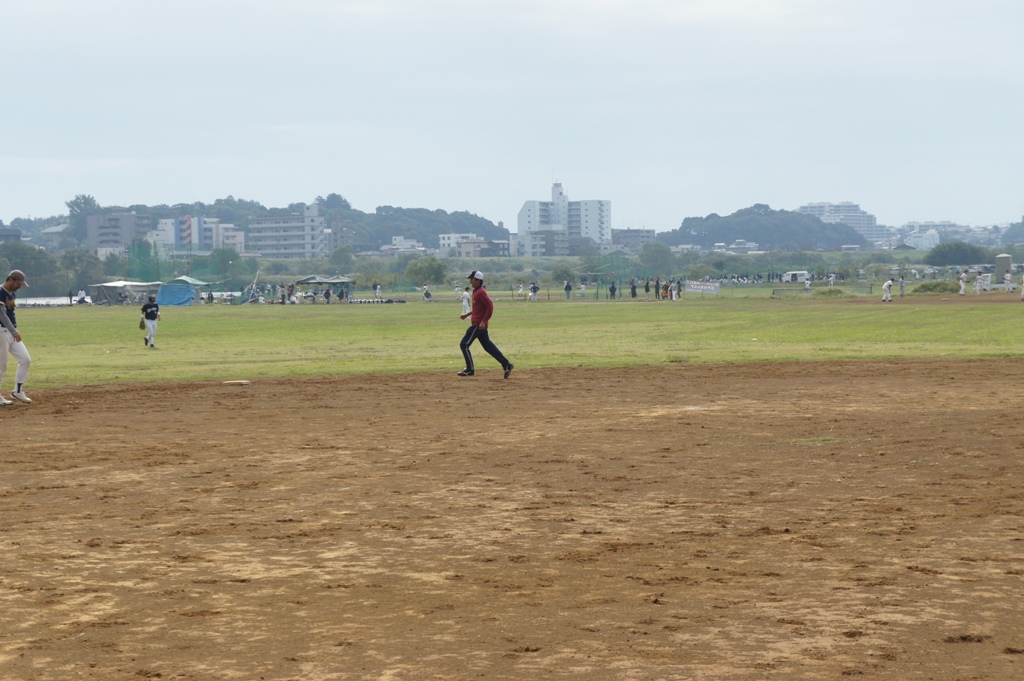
[[19, 292, 1023, 387]]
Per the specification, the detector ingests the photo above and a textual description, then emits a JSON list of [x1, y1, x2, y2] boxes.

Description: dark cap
[[7, 270, 28, 287]]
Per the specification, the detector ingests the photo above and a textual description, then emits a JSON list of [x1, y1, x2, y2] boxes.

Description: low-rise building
[[438, 233, 479, 257], [40, 223, 69, 249], [378, 236, 428, 257], [456, 238, 509, 258], [903, 229, 941, 251], [520, 229, 570, 258], [611, 228, 655, 254], [729, 239, 759, 253]]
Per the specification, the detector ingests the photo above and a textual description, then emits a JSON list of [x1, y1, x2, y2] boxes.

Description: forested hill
[[330, 205, 508, 250], [312, 192, 508, 249], [657, 204, 870, 251]]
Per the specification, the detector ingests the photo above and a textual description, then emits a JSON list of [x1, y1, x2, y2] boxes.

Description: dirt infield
[[2, 359, 1022, 680]]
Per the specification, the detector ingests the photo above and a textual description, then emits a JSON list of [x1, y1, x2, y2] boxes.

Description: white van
[[780, 271, 810, 284]]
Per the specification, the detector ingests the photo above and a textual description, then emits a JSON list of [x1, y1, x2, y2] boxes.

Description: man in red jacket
[[458, 271, 513, 379]]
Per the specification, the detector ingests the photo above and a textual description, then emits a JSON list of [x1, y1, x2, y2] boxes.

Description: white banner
[[685, 281, 720, 294]]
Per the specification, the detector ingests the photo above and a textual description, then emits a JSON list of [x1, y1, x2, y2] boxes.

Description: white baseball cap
[[467, 270, 484, 280]]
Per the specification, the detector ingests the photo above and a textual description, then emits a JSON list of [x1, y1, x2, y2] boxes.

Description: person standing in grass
[[881, 278, 893, 302], [458, 271, 513, 380], [142, 296, 161, 348], [0, 270, 32, 404]]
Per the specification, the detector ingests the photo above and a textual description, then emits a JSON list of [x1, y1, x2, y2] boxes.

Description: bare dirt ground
[[1, 359, 1022, 681]]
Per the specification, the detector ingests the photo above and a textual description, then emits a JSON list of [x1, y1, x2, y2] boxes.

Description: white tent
[[88, 280, 163, 305]]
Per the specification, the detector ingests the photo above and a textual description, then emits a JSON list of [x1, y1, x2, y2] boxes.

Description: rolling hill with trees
[[657, 204, 870, 252]]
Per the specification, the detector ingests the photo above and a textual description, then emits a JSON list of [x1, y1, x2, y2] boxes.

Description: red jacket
[[470, 286, 493, 327]]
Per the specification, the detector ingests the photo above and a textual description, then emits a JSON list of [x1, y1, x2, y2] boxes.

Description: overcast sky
[[2, 0, 1022, 231]]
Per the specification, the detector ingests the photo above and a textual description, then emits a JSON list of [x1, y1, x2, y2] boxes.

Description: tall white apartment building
[[518, 183, 610, 245], [247, 204, 326, 259]]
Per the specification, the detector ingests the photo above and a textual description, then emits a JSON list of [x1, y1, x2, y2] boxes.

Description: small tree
[[103, 251, 126, 277], [549, 263, 576, 286], [925, 242, 991, 267], [639, 242, 676, 275], [60, 249, 104, 289], [65, 194, 101, 244], [328, 245, 354, 273], [404, 255, 448, 285]]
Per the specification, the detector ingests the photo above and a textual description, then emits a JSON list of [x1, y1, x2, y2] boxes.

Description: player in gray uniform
[[0, 270, 32, 404], [141, 296, 161, 348]]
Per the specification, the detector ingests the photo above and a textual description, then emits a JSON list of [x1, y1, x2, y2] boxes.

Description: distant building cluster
[[6, 189, 1017, 260], [797, 202, 1008, 251], [149, 215, 246, 260]]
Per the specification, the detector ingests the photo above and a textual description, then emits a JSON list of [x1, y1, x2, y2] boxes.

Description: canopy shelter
[[295, 275, 354, 285], [88, 280, 163, 306], [165, 275, 216, 287], [292, 275, 354, 303]]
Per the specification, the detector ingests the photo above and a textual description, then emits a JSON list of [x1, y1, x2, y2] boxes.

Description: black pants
[[460, 325, 509, 372]]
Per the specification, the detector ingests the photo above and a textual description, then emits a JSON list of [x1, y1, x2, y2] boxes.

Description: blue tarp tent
[[157, 276, 212, 306], [156, 284, 195, 306]]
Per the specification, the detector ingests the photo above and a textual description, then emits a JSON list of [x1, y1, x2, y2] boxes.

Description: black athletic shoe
[[144, 337, 148, 346], [457, 369, 474, 377], [504, 363, 514, 379]]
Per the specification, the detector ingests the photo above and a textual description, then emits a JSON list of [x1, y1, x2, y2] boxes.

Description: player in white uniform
[[881, 279, 893, 302]]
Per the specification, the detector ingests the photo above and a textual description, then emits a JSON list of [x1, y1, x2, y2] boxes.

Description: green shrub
[[812, 287, 853, 298], [909, 281, 959, 295]]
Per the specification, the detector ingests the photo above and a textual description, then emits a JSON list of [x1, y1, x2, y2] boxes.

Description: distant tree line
[[5, 195, 1022, 296]]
